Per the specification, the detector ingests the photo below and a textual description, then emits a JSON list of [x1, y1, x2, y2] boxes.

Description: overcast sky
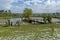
[[0, 0, 60, 13]]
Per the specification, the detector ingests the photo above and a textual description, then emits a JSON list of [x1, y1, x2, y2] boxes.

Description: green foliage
[[0, 10, 13, 18], [0, 10, 4, 13], [43, 17, 47, 24], [2, 21, 8, 27], [47, 15, 52, 23], [42, 14, 52, 24], [42, 14, 48, 24], [23, 8, 32, 19], [7, 19, 10, 26], [16, 20, 20, 26], [0, 23, 57, 37]]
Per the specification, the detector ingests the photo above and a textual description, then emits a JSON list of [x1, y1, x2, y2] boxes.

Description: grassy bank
[[0, 23, 57, 36], [0, 23, 59, 40]]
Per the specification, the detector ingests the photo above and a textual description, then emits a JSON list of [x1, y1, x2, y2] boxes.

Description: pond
[[10, 18, 60, 25], [11, 18, 60, 23], [10, 18, 23, 25], [0, 18, 60, 25], [0, 18, 23, 25], [52, 18, 60, 23]]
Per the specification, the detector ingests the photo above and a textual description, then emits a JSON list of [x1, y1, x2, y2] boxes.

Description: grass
[[0, 23, 57, 36], [0, 23, 59, 40]]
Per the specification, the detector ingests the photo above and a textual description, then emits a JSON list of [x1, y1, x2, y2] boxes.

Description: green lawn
[[0, 23, 58, 36], [0, 23, 59, 40]]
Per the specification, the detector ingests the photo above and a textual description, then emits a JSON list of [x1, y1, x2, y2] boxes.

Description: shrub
[[16, 20, 20, 26]]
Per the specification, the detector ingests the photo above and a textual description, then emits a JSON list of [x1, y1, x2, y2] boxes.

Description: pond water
[[10, 18, 23, 25], [0, 18, 60, 25], [0, 18, 23, 25], [10, 18, 60, 23], [52, 18, 60, 23]]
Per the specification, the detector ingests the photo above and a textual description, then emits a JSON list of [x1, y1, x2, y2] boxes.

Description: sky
[[0, 0, 60, 13]]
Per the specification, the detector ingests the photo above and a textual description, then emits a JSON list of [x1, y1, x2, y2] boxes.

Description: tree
[[4, 10, 8, 13], [8, 10, 12, 17], [16, 20, 20, 26], [42, 14, 52, 24], [8, 10, 11, 14], [42, 14, 48, 24], [23, 8, 32, 20], [43, 17, 47, 24], [7, 19, 10, 26], [0, 10, 4, 13], [47, 14, 52, 23], [0, 10, 4, 17]]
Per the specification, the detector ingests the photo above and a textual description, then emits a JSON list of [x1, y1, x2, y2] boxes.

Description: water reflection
[[52, 18, 60, 23], [10, 18, 22, 25], [0, 18, 60, 25]]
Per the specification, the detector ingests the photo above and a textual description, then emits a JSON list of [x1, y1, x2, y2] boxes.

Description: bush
[[47, 15, 52, 23], [43, 17, 47, 24], [7, 19, 10, 26], [2, 22, 8, 27], [16, 20, 20, 26]]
